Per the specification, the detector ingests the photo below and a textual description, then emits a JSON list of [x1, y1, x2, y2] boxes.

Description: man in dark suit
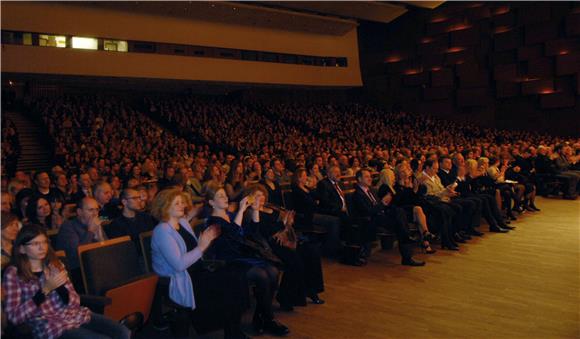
[[350, 168, 424, 266], [438, 156, 485, 236], [316, 165, 354, 263]]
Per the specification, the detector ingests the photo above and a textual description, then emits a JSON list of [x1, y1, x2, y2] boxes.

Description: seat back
[[101, 221, 115, 239], [104, 274, 158, 323], [139, 231, 153, 274], [78, 236, 143, 295], [54, 250, 70, 271], [47, 229, 59, 250]]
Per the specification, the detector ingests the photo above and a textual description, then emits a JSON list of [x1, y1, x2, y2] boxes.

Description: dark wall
[[360, 2, 580, 136]]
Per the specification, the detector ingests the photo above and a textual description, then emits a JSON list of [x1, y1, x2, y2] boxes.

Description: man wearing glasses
[[108, 188, 157, 259], [56, 197, 107, 291]]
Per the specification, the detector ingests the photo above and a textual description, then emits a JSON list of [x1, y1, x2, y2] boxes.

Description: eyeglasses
[[126, 196, 142, 200], [25, 240, 49, 247]]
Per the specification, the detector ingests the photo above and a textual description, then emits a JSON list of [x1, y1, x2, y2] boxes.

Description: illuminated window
[[23, 33, 32, 45], [72, 37, 98, 50], [39, 34, 66, 48], [103, 40, 128, 52]]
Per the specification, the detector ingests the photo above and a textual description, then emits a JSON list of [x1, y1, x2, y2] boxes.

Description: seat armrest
[[80, 294, 112, 313]]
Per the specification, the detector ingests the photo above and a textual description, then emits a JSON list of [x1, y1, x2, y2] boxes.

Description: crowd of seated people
[[1, 93, 579, 338], [1, 118, 19, 178]]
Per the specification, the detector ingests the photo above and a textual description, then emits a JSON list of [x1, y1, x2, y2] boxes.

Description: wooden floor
[[262, 197, 580, 339], [140, 197, 579, 339]]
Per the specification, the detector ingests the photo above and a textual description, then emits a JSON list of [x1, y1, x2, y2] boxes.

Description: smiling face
[[168, 195, 186, 219]]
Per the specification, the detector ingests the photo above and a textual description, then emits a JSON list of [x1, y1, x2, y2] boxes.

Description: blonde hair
[[465, 159, 478, 175], [477, 157, 489, 168], [150, 188, 192, 222]]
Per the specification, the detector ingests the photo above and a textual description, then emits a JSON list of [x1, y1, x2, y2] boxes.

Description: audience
[[2, 93, 579, 337]]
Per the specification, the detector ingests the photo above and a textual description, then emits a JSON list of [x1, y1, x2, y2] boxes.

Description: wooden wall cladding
[[489, 50, 517, 65], [431, 68, 454, 87], [556, 53, 580, 76], [527, 58, 554, 78], [525, 22, 558, 45], [496, 81, 520, 98], [403, 72, 429, 86], [494, 63, 517, 81], [457, 87, 488, 106], [421, 54, 445, 69], [445, 49, 473, 65], [522, 79, 554, 95], [491, 11, 516, 27], [451, 27, 480, 46], [518, 45, 544, 61], [518, 5, 552, 26], [380, 2, 579, 123], [423, 86, 453, 101], [456, 62, 479, 76], [540, 92, 576, 109], [545, 38, 580, 56], [459, 71, 489, 88], [494, 29, 520, 51], [565, 14, 580, 36]]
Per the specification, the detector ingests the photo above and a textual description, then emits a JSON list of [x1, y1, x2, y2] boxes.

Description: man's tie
[[334, 181, 344, 199], [333, 181, 346, 210], [366, 188, 377, 205]]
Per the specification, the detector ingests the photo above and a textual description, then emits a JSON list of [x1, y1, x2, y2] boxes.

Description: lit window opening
[[72, 37, 98, 50], [39, 34, 66, 48]]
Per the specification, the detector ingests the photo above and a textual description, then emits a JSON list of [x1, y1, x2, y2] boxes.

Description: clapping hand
[[239, 196, 252, 212], [198, 225, 221, 252], [42, 267, 68, 295]]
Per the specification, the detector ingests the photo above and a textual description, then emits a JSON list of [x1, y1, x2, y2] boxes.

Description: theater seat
[[77, 236, 158, 333]]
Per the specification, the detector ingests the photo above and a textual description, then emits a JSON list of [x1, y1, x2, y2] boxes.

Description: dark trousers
[[422, 199, 456, 246], [312, 213, 342, 257], [555, 172, 580, 197], [59, 312, 130, 339], [372, 206, 413, 260], [447, 198, 477, 232]]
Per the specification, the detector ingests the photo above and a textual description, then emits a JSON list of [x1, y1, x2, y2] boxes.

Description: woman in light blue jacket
[[150, 188, 249, 338]]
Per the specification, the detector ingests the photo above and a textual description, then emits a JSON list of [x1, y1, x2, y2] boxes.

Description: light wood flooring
[[263, 197, 580, 339]]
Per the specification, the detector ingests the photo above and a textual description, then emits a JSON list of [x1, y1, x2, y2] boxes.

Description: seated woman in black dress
[[260, 168, 283, 207], [244, 184, 325, 311], [202, 184, 290, 336], [389, 163, 436, 254], [150, 188, 249, 339], [225, 161, 248, 202], [291, 168, 342, 257], [393, 162, 459, 250]]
